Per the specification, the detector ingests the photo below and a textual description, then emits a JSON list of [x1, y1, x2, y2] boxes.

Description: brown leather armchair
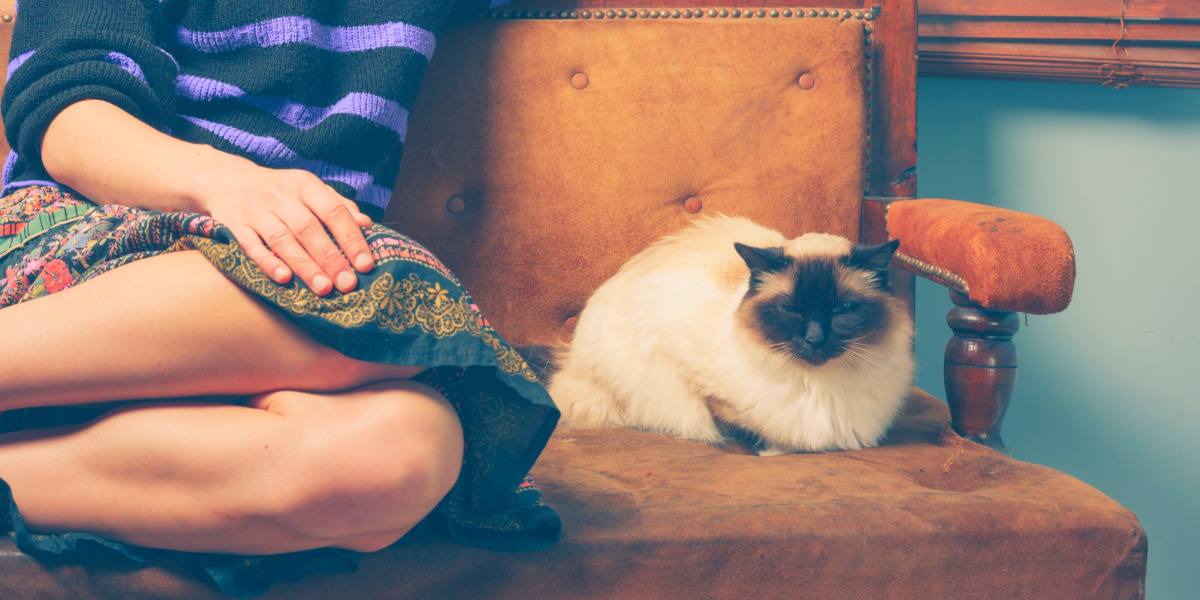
[[0, 2, 1146, 598]]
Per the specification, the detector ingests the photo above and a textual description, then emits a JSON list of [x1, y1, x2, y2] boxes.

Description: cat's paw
[[755, 446, 790, 457]]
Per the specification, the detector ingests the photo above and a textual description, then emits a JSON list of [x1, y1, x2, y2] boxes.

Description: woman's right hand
[[190, 154, 376, 296]]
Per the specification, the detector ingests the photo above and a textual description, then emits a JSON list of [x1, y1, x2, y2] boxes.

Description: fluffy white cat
[[548, 215, 914, 454]]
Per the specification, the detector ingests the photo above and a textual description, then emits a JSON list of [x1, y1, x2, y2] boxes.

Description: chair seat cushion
[[0, 389, 1145, 599]]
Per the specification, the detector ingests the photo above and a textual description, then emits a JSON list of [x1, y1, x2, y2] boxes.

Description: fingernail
[[354, 253, 373, 271], [313, 275, 332, 293], [273, 266, 290, 281], [336, 270, 356, 291]]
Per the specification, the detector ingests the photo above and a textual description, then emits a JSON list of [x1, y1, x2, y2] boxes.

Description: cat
[[548, 215, 914, 454]]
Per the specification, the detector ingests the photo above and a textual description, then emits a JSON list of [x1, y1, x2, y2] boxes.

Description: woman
[[0, 0, 559, 595]]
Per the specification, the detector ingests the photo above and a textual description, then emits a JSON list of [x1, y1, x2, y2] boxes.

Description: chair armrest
[[886, 198, 1075, 314]]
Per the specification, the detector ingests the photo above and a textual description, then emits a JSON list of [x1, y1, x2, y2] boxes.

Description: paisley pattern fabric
[[0, 185, 561, 597]]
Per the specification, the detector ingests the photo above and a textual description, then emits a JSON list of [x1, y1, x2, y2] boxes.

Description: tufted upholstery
[[386, 16, 868, 344]]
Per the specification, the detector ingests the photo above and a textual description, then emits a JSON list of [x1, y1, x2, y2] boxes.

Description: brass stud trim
[[482, 6, 875, 22], [1, 14, 13, 23], [892, 252, 970, 293]]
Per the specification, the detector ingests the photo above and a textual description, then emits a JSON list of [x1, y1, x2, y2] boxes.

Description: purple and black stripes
[[6, 49, 35, 79], [176, 17, 437, 59], [175, 74, 409, 139], [2, 2, 471, 214], [103, 52, 147, 83], [180, 116, 393, 209], [2, 152, 18, 187]]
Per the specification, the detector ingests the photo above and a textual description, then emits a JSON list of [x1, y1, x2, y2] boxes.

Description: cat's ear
[[846, 239, 900, 272], [734, 243, 789, 272]]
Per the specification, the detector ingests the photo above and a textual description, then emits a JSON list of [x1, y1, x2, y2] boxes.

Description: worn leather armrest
[[886, 198, 1075, 314]]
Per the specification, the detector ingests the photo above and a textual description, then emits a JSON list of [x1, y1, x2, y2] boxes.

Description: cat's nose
[[803, 322, 826, 346]]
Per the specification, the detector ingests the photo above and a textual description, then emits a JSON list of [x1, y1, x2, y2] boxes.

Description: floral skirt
[[0, 186, 561, 596]]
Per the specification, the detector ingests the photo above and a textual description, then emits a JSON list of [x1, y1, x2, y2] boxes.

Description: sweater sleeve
[[1, 0, 178, 170]]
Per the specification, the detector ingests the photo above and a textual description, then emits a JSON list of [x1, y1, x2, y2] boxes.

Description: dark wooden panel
[[921, 18, 1200, 44], [921, 0, 1197, 20], [868, 0, 917, 199], [917, 0, 1200, 88]]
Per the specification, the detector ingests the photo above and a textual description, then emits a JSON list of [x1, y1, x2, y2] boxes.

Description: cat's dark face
[[734, 239, 900, 366]]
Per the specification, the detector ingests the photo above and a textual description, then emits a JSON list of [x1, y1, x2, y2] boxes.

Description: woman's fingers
[[276, 202, 357, 293], [342, 198, 374, 230], [230, 226, 292, 284], [303, 189, 375, 275], [257, 216, 333, 295]]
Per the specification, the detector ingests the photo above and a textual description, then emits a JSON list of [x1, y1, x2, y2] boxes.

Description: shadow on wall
[[914, 77, 1200, 600]]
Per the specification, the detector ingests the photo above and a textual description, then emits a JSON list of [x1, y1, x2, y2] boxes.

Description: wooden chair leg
[[944, 290, 1019, 452]]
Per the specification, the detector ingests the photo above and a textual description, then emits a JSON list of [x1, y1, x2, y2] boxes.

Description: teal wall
[[915, 77, 1200, 600]]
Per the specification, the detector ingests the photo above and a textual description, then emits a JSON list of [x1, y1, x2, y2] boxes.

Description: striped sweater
[[2, 0, 503, 220]]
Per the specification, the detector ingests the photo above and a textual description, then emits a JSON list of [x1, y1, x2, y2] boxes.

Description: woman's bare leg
[[0, 250, 419, 411], [0, 379, 463, 554]]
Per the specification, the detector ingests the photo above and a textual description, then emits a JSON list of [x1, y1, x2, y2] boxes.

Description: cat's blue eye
[[833, 301, 860, 315]]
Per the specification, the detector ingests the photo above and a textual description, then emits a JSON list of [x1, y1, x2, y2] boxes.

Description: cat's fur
[[548, 215, 914, 454]]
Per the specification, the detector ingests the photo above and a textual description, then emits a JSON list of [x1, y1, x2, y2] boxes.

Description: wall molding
[[917, 0, 1200, 88]]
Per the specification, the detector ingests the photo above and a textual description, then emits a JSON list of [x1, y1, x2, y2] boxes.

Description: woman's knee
[[261, 382, 463, 550]]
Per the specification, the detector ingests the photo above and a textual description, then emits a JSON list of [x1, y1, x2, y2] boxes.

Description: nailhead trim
[[486, 6, 876, 21], [893, 252, 970, 293]]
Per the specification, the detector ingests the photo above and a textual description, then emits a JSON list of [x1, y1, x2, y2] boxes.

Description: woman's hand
[[191, 154, 376, 296], [41, 100, 376, 296]]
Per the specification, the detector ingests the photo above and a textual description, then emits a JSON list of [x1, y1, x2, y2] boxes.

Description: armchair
[[0, 1, 1146, 598]]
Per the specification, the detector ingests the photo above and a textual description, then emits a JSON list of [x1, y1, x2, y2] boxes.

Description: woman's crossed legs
[[0, 250, 462, 554]]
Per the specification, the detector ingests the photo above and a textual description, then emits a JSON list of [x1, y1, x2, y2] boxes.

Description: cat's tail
[[546, 361, 626, 429]]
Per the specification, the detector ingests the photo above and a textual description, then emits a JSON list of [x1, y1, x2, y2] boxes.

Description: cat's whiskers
[[844, 341, 902, 363], [844, 346, 908, 380], [842, 351, 885, 383], [845, 344, 901, 367]]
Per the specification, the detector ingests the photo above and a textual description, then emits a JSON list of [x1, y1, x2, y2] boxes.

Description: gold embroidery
[[189, 236, 539, 382]]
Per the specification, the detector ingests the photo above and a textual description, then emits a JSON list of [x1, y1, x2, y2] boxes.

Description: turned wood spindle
[[944, 290, 1019, 452]]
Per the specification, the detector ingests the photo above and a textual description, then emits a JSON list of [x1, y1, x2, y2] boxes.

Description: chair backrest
[[389, 1, 917, 345]]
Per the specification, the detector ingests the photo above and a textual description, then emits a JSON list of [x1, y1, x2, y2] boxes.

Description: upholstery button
[[797, 72, 816, 90], [446, 194, 467, 214], [684, 196, 703, 214], [570, 72, 589, 90], [564, 316, 579, 332]]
